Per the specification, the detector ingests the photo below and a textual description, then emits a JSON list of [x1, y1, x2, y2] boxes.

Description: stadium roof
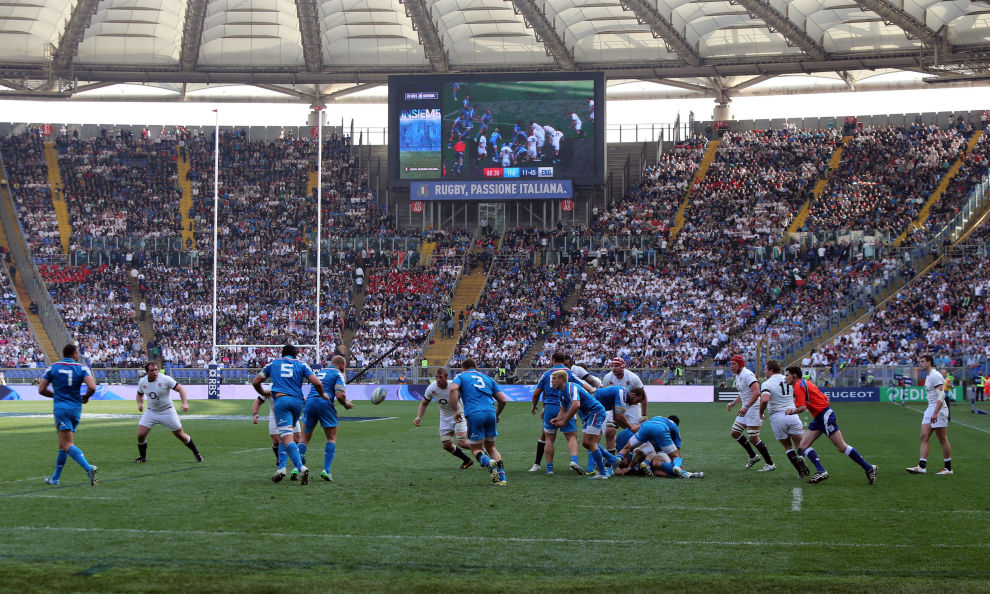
[[0, 0, 988, 105]]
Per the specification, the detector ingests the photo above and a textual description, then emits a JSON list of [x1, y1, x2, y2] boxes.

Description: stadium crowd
[[0, 253, 45, 368], [0, 133, 63, 258]]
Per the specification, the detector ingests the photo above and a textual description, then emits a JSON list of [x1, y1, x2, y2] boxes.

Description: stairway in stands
[[42, 142, 71, 255], [176, 146, 196, 249], [669, 140, 720, 241], [128, 274, 160, 364], [0, 182, 57, 361], [787, 135, 852, 234], [894, 129, 985, 246], [422, 263, 490, 367]]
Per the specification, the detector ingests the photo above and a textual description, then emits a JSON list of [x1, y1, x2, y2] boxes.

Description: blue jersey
[[536, 365, 581, 407], [316, 368, 345, 399], [638, 416, 681, 449], [594, 386, 628, 412], [43, 359, 92, 409], [559, 381, 606, 421], [452, 370, 500, 417], [261, 356, 315, 399], [489, 131, 501, 150]]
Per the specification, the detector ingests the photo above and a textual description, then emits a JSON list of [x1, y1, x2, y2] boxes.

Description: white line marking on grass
[[792, 487, 802, 511], [229, 448, 270, 455], [5, 526, 990, 549], [573, 504, 990, 515], [3, 494, 120, 501], [4, 476, 47, 484], [898, 404, 990, 435]]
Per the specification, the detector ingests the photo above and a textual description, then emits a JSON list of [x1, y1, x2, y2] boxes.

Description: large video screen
[[389, 73, 605, 187]]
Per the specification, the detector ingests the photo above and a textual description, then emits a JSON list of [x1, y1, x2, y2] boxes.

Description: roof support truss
[[508, 0, 576, 70], [295, 0, 324, 73], [180, 0, 209, 71], [731, 0, 826, 60], [53, 0, 101, 71], [853, 0, 940, 46], [620, 0, 703, 67], [399, 0, 449, 72]]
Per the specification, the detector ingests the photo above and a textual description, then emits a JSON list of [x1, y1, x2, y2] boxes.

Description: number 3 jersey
[[424, 381, 464, 418], [138, 374, 179, 411]]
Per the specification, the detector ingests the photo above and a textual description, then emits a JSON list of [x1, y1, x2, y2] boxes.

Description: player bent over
[[40, 343, 99, 486], [618, 415, 703, 478], [759, 360, 808, 477], [300, 355, 355, 482], [414, 368, 474, 469], [252, 344, 326, 485], [906, 354, 953, 475], [549, 370, 618, 478], [726, 355, 775, 471], [784, 366, 877, 485], [449, 358, 509, 486], [134, 362, 202, 463]]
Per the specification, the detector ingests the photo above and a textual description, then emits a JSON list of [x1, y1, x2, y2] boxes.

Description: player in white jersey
[[569, 112, 584, 138], [907, 354, 953, 475], [531, 122, 546, 150], [601, 358, 646, 451], [543, 125, 564, 159], [526, 135, 538, 160], [726, 355, 774, 470], [587, 97, 595, 123], [500, 144, 513, 167], [565, 355, 602, 389], [134, 362, 202, 463], [476, 134, 488, 163], [414, 368, 474, 469], [252, 384, 303, 467], [758, 359, 809, 477]]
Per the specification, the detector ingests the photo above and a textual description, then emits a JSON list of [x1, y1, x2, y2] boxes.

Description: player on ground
[[549, 370, 618, 478], [785, 366, 878, 485], [618, 415, 704, 478], [758, 359, 808, 477], [134, 361, 202, 464], [252, 344, 326, 485], [414, 368, 474, 469], [602, 358, 646, 454], [907, 354, 953, 475], [449, 358, 509, 485], [40, 343, 99, 486], [726, 355, 774, 470], [530, 351, 594, 475], [300, 355, 355, 482]]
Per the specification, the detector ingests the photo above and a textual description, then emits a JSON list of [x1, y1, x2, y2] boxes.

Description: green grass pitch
[[398, 150, 441, 180], [1, 399, 989, 592]]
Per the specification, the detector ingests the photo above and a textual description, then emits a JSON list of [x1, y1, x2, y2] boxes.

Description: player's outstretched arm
[[414, 398, 430, 426], [175, 383, 189, 412], [336, 387, 354, 410]]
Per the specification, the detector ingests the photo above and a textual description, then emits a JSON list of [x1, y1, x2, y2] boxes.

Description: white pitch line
[[898, 404, 990, 435], [3, 525, 989, 549], [4, 476, 48, 484], [573, 503, 990, 515], [3, 494, 120, 501], [792, 487, 803, 511], [228, 447, 270, 455]]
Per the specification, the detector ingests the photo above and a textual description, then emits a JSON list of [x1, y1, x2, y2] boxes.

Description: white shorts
[[439, 413, 468, 441], [478, 148, 487, 157], [268, 411, 301, 436], [606, 404, 642, 429], [769, 411, 804, 440], [923, 403, 949, 428], [733, 407, 763, 430], [501, 155, 511, 167], [139, 407, 182, 432]]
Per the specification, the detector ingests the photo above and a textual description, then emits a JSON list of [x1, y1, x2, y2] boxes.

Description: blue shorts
[[582, 411, 607, 435], [273, 396, 304, 436], [302, 397, 338, 429], [809, 408, 839, 436], [543, 404, 577, 433], [466, 410, 498, 443], [634, 425, 677, 453], [54, 408, 81, 432]]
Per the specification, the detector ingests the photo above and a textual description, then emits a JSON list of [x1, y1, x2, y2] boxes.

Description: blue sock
[[324, 442, 336, 473], [51, 450, 68, 481], [805, 447, 826, 473], [660, 462, 675, 476], [586, 455, 595, 473], [298, 442, 308, 459], [476, 452, 491, 468], [591, 449, 605, 474], [278, 443, 287, 469], [67, 445, 92, 472], [844, 445, 872, 471], [673, 457, 683, 468], [286, 442, 304, 469], [600, 449, 618, 466], [570, 455, 579, 466], [546, 462, 554, 473]]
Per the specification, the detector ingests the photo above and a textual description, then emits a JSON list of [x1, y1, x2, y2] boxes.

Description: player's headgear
[[730, 355, 746, 368], [610, 357, 625, 368]]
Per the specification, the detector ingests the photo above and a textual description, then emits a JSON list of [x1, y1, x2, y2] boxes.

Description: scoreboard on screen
[[388, 72, 605, 197]]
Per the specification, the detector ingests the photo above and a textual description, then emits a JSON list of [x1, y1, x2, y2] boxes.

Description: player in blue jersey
[[530, 351, 595, 476], [40, 344, 99, 486], [549, 370, 619, 479], [618, 415, 703, 478], [300, 355, 354, 483], [449, 358, 508, 486], [582, 384, 643, 473], [252, 344, 326, 485], [488, 128, 502, 160]]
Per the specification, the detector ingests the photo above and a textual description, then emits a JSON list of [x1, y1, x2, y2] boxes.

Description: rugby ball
[[370, 387, 387, 405]]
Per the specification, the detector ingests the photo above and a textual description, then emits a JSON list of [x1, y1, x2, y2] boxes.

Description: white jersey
[[543, 125, 557, 136], [477, 135, 487, 156], [761, 373, 793, 414], [735, 367, 759, 405], [602, 369, 643, 390], [527, 135, 538, 158], [571, 113, 582, 130], [925, 369, 945, 405], [500, 145, 513, 166], [424, 381, 464, 418], [138, 373, 179, 412], [532, 124, 546, 143]]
